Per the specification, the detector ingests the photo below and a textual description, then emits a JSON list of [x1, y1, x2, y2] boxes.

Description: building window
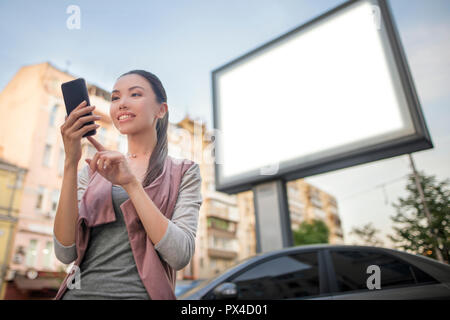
[[313, 207, 326, 220], [49, 104, 58, 126], [13, 246, 25, 264], [43, 144, 52, 166], [25, 239, 38, 267], [43, 144, 52, 167], [43, 241, 53, 269], [36, 186, 45, 210], [50, 189, 60, 217], [288, 185, 298, 199], [310, 189, 322, 208], [58, 148, 65, 176]]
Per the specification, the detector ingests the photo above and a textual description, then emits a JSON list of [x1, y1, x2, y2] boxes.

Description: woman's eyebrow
[[111, 86, 144, 94]]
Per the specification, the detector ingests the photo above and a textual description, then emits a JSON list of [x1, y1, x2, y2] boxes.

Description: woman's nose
[[119, 100, 128, 110]]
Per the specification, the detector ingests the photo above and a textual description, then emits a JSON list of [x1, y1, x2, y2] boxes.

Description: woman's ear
[[156, 103, 168, 119]]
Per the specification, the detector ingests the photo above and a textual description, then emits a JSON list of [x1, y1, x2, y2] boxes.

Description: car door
[[216, 249, 332, 300], [325, 248, 445, 299]]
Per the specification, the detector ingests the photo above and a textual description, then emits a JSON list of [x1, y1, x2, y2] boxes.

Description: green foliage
[[388, 171, 450, 263], [293, 219, 329, 246], [350, 222, 384, 247]]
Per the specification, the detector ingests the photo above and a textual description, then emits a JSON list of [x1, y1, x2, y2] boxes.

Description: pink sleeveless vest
[[54, 155, 196, 300]]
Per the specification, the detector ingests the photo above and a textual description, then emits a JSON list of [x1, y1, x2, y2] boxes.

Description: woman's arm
[[154, 164, 202, 270], [53, 164, 90, 264], [124, 163, 202, 271], [53, 161, 80, 247]]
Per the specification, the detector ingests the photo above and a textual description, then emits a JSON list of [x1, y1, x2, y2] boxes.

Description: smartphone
[[61, 78, 97, 138]]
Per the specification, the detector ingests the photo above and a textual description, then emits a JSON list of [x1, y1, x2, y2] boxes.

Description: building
[[286, 180, 344, 244], [0, 62, 119, 298], [0, 158, 27, 299]]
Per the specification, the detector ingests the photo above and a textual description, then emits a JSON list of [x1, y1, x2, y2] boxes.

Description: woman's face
[[110, 73, 167, 135]]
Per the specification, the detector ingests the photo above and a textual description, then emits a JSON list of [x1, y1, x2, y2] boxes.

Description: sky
[[0, 0, 449, 247]]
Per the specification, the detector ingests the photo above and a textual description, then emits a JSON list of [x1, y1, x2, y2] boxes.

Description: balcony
[[208, 227, 236, 239], [207, 248, 238, 260], [207, 206, 239, 222], [204, 190, 237, 206], [310, 197, 322, 208]]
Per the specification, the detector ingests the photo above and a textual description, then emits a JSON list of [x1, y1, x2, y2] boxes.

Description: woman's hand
[[60, 100, 101, 166], [85, 136, 138, 187]]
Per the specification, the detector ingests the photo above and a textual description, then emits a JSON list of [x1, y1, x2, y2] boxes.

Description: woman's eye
[[111, 93, 139, 101]]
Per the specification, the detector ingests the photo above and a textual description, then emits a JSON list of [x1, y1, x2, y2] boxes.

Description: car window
[[330, 250, 437, 293], [229, 252, 320, 299]]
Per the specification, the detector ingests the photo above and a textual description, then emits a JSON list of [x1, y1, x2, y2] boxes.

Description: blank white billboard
[[212, 0, 433, 194]]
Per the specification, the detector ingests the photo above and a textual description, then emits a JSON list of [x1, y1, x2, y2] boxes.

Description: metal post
[[252, 179, 293, 254], [407, 153, 444, 262]]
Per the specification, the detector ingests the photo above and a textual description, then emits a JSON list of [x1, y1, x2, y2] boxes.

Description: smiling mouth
[[118, 115, 135, 121]]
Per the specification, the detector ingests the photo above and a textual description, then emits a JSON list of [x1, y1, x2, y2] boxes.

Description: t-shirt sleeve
[[53, 165, 91, 264], [154, 163, 203, 271]]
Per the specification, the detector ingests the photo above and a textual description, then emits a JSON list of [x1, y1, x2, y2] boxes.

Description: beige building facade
[[0, 63, 124, 297]]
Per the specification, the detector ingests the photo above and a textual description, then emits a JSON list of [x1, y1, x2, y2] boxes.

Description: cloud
[[400, 21, 450, 103]]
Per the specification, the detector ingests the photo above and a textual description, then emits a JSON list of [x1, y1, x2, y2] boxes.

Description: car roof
[[247, 244, 395, 258]]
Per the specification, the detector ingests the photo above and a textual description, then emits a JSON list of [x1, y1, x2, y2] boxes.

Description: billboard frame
[[211, 0, 433, 195]]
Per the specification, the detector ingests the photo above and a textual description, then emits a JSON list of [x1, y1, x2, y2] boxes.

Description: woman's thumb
[[85, 159, 91, 164]]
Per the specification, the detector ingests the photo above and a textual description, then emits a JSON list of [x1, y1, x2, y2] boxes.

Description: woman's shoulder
[[167, 156, 199, 172], [167, 156, 201, 184]]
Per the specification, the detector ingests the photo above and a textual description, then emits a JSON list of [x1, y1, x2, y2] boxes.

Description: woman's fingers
[[90, 152, 103, 172], [65, 103, 94, 129], [71, 114, 101, 132], [74, 123, 100, 139], [86, 136, 106, 152], [97, 156, 105, 173], [86, 151, 124, 174], [104, 158, 111, 170]]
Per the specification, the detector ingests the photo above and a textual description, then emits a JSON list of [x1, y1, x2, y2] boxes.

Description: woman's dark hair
[[118, 70, 168, 188]]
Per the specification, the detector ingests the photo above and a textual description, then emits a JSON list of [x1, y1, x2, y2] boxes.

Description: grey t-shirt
[[54, 162, 202, 299]]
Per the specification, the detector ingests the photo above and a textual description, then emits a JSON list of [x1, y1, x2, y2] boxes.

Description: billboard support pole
[[252, 179, 294, 254], [407, 153, 444, 262]]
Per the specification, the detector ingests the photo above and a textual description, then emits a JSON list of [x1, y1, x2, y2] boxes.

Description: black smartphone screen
[[61, 78, 96, 138]]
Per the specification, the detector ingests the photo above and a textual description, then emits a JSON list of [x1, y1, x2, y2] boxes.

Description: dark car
[[178, 244, 450, 300]]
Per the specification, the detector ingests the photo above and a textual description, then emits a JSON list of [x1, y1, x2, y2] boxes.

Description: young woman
[[53, 70, 202, 299]]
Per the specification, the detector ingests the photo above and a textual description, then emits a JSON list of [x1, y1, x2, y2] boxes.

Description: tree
[[388, 171, 450, 263], [350, 222, 384, 247], [293, 219, 329, 246]]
